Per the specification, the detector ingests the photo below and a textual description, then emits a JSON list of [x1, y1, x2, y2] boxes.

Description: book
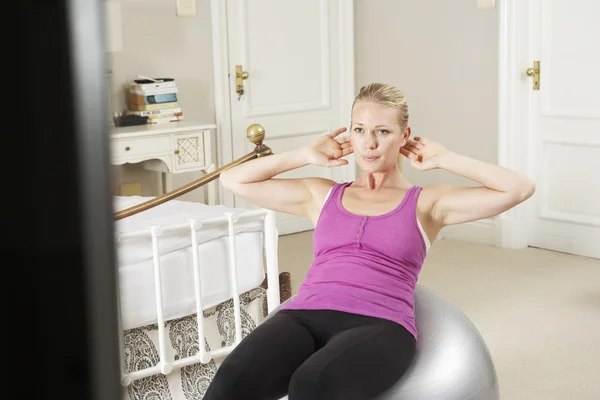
[[129, 86, 179, 95], [124, 78, 183, 114], [125, 107, 182, 117], [127, 92, 178, 105], [128, 101, 179, 111], [133, 78, 175, 84], [147, 112, 183, 119], [147, 115, 185, 124], [128, 78, 177, 92]]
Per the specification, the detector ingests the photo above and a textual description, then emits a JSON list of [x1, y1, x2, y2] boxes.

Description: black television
[[12, 1, 122, 399]]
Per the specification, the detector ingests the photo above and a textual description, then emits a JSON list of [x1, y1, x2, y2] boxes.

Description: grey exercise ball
[[268, 284, 500, 400]]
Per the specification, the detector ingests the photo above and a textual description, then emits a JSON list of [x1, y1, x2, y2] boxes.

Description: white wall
[[355, 0, 499, 188], [109, 0, 214, 201]]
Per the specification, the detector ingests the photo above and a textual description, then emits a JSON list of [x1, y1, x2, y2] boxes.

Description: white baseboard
[[438, 218, 496, 246], [494, 213, 529, 249]]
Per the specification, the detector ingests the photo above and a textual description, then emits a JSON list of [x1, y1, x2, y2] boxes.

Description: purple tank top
[[280, 182, 428, 339]]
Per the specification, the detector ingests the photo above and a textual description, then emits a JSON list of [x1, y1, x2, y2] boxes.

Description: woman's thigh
[[204, 311, 316, 400], [288, 319, 416, 400]]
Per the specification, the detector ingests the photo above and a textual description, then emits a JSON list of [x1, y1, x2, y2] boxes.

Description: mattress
[[113, 196, 266, 330]]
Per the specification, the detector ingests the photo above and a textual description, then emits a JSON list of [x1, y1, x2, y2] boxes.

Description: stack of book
[[124, 78, 184, 124]]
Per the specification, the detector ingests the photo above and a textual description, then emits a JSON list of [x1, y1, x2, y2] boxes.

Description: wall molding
[[338, 0, 356, 181], [210, 0, 234, 207], [242, 0, 331, 118], [495, 0, 534, 249]]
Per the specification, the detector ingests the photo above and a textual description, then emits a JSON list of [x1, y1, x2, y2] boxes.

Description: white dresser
[[110, 121, 218, 204]]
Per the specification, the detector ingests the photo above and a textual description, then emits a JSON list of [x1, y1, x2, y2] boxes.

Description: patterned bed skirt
[[123, 272, 292, 400]]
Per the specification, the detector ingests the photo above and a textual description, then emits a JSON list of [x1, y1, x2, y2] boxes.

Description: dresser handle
[[174, 150, 180, 154], [125, 146, 131, 151]]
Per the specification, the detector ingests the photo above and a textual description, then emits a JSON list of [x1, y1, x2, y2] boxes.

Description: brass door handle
[[526, 61, 540, 90], [236, 65, 249, 97]]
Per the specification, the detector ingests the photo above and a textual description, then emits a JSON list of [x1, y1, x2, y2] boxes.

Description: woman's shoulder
[[300, 177, 338, 200], [415, 184, 455, 211], [302, 178, 340, 224], [418, 184, 461, 198], [414, 185, 451, 242], [416, 183, 472, 222], [303, 177, 338, 190]]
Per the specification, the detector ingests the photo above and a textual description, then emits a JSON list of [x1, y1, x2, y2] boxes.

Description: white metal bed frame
[[114, 208, 280, 387], [112, 123, 280, 389]]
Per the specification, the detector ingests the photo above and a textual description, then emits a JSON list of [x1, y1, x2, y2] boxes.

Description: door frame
[[496, 0, 537, 249], [210, 0, 356, 208]]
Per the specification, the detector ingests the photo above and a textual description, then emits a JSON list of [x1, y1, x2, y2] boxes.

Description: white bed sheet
[[113, 196, 266, 330]]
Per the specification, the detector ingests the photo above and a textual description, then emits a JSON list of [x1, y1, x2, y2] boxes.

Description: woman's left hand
[[400, 136, 452, 171]]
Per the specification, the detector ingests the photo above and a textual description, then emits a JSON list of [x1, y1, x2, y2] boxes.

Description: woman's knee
[[202, 361, 246, 399]]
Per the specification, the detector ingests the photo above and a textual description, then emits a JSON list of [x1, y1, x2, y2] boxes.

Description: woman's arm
[[430, 153, 535, 226], [220, 148, 316, 217], [401, 137, 535, 227], [220, 127, 352, 218]]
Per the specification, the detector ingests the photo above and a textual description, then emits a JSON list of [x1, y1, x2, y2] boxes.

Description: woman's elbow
[[515, 178, 536, 202], [219, 169, 235, 190]]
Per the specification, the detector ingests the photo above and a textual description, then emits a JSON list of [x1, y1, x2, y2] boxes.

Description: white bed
[[114, 195, 268, 330], [112, 195, 281, 399]]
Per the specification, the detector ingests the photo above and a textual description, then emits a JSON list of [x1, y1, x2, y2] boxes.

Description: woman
[[204, 83, 535, 400]]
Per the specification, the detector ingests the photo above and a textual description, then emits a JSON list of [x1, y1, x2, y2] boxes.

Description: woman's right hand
[[301, 127, 353, 167], [220, 126, 352, 222]]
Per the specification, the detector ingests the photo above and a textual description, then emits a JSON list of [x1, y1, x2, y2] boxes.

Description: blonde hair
[[352, 83, 409, 132]]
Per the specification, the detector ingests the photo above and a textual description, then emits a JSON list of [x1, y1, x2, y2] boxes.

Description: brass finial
[[246, 123, 265, 146]]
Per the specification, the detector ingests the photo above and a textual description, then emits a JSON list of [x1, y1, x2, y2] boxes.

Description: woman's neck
[[353, 168, 411, 190]]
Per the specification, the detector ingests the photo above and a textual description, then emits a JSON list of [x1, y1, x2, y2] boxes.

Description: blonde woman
[[204, 83, 535, 400]]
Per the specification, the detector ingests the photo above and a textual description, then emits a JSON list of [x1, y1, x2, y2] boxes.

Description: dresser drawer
[[111, 136, 171, 159]]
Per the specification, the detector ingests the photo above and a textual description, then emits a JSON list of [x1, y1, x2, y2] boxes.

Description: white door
[[527, 0, 600, 259], [222, 0, 355, 235]]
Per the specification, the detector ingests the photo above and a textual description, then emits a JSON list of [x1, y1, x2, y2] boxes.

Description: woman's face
[[350, 101, 408, 173]]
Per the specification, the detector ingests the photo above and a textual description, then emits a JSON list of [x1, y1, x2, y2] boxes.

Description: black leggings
[[203, 309, 416, 400]]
